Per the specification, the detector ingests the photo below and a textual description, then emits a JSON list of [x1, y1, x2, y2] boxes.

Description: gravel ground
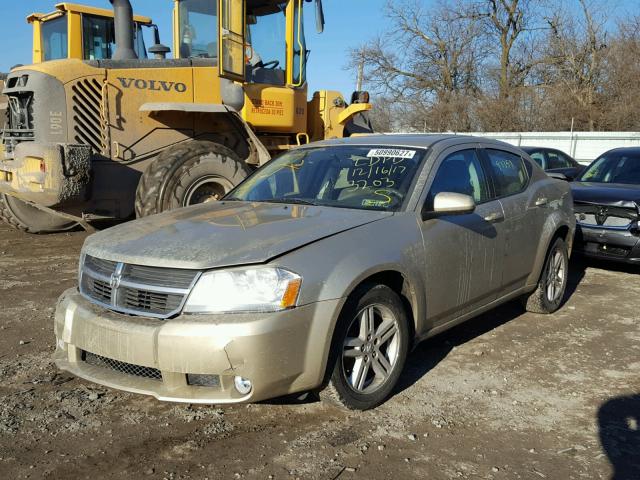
[[0, 222, 638, 480]]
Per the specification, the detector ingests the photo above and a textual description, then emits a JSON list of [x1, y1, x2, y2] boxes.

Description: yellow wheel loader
[[0, 0, 373, 233]]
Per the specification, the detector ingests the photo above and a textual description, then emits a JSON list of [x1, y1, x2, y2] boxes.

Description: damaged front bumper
[[54, 289, 342, 404], [574, 224, 640, 263]]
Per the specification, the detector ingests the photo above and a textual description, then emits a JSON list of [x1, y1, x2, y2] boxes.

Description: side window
[[42, 16, 68, 61], [528, 150, 546, 169], [547, 151, 571, 169], [485, 149, 528, 197], [82, 15, 115, 60], [428, 149, 490, 207]]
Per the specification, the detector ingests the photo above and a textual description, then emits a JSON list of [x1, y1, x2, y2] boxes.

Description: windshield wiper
[[265, 198, 320, 206]]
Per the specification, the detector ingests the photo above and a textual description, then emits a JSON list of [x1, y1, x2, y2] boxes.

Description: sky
[[1, 0, 637, 97], [0, 0, 389, 97]]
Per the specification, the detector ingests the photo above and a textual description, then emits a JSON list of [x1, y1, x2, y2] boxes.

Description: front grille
[[122, 287, 184, 313], [79, 254, 200, 319], [70, 78, 104, 153], [83, 351, 162, 381], [575, 203, 639, 229]]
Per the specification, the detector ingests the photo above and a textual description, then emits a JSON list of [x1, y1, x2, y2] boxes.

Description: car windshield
[[578, 152, 640, 185], [227, 146, 426, 212]]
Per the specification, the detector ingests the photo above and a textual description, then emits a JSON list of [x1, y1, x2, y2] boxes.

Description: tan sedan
[[54, 135, 575, 410]]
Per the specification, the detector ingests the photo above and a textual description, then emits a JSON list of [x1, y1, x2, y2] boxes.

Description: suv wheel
[[321, 284, 409, 410], [523, 237, 569, 314]]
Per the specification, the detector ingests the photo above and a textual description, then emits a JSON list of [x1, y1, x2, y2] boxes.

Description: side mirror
[[547, 172, 568, 181], [423, 192, 476, 220]]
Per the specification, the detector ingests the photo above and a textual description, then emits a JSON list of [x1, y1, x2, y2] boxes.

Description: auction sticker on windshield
[[367, 148, 417, 159]]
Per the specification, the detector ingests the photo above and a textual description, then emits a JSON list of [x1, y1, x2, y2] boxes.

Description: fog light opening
[[187, 373, 220, 387], [234, 376, 252, 395]]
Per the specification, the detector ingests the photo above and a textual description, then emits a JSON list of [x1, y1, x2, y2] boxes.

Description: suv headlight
[[183, 267, 302, 314]]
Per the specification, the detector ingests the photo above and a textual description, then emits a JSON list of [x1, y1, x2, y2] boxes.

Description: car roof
[[603, 147, 640, 156], [306, 133, 515, 150]]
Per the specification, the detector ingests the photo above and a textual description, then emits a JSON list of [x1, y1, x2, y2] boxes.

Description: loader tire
[[0, 194, 76, 234], [135, 141, 251, 217]]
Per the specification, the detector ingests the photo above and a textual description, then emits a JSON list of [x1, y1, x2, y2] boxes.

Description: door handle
[[484, 211, 504, 223], [535, 197, 549, 207]]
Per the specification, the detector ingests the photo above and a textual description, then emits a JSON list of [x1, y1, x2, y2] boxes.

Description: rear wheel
[[523, 237, 569, 314], [0, 194, 76, 233], [320, 284, 410, 410], [135, 141, 251, 217]]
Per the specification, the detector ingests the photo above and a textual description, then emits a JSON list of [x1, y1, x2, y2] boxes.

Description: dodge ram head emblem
[[110, 263, 125, 289], [595, 207, 608, 225]]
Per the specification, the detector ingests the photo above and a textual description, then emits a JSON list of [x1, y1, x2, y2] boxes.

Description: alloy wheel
[[546, 249, 566, 303], [342, 304, 400, 393]]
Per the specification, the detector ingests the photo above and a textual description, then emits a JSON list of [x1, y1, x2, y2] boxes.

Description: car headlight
[[183, 267, 302, 314]]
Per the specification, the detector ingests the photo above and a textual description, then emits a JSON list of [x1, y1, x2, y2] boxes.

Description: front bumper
[[54, 289, 343, 404], [573, 224, 640, 263]]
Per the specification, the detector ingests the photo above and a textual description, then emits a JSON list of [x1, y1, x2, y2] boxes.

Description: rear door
[[481, 148, 546, 292], [419, 147, 505, 325]]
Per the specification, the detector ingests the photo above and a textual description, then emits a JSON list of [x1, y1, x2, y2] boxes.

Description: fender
[[525, 196, 576, 290], [139, 103, 271, 166]]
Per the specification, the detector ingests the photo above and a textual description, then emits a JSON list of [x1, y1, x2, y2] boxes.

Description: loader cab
[[174, 0, 306, 86], [28, 3, 154, 63], [174, 0, 310, 135]]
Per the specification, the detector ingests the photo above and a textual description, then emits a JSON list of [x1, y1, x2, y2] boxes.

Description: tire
[[523, 237, 569, 314], [0, 194, 76, 234], [320, 284, 410, 410], [135, 141, 252, 217]]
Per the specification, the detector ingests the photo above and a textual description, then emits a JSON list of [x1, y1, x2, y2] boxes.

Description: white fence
[[458, 132, 640, 165]]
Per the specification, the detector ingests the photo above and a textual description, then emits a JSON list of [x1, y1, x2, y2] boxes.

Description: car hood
[[571, 182, 640, 210], [83, 201, 391, 270]]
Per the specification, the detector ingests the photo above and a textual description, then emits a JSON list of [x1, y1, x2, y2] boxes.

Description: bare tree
[[541, 0, 608, 130], [350, 0, 484, 131]]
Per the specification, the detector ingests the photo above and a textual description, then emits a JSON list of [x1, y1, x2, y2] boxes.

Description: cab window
[[179, 0, 218, 59], [42, 16, 68, 61], [484, 149, 528, 197], [428, 150, 490, 207], [247, 3, 287, 85]]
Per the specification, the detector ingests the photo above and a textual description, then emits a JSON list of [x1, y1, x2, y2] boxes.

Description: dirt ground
[[0, 222, 638, 480]]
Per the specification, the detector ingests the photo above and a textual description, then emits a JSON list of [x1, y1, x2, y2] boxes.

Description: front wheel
[[522, 237, 569, 314], [320, 284, 410, 410]]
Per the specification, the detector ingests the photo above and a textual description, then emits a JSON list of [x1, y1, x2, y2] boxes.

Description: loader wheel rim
[[183, 176, 234, 206]]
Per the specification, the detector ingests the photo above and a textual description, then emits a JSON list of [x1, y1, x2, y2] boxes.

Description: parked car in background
[[521, 147, 584, 181], [571, 147, 640, 264], [54, 135, 575, 410]]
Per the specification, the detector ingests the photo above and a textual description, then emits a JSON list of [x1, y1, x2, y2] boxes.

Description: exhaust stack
[[109, 0, 138, 60]]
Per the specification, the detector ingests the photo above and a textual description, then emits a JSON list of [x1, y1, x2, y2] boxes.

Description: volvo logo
[[110, 263, 125, 290], [595, 207, 608, 226], [116, 77, 188, 93]]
